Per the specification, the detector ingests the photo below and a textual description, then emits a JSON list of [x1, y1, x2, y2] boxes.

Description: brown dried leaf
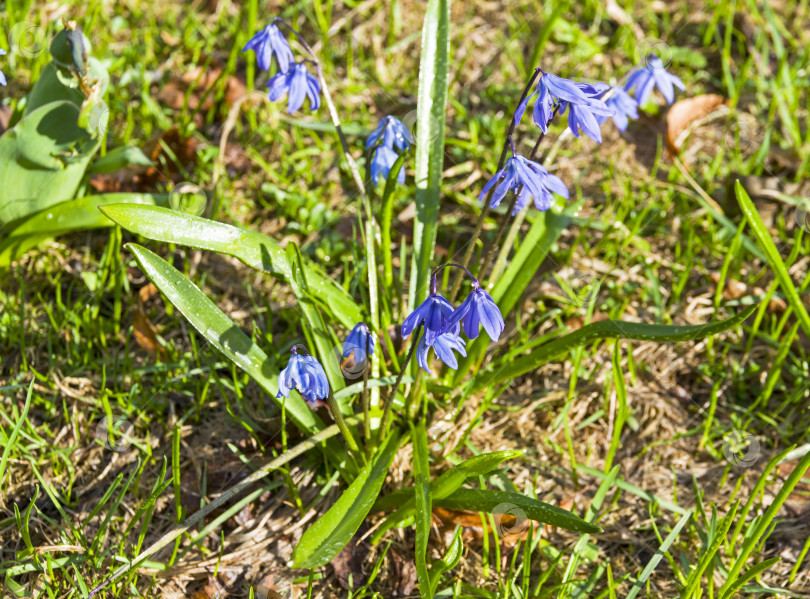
[[666, 94, 727, 154]]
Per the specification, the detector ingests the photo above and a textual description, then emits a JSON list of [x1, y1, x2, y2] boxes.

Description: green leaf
[[127, 243, 324, 437], [412, 421, 432, 599], [0, 193, 165, 267], [434, 489, 601, 535], [0, 101, 101, 225], [293, 432, 402, 568], [99, 204, 362, 328], [625, 509, 694, 599], [682, 502, 738, 596], [736, 180, 810, 337], [472, 305, 758, 392], [428, 527, 462, 593], [408, 0, 451, 310], [719, 558, 781, 599], [88, 146, 152, 174], [371, 450, 523, 542]]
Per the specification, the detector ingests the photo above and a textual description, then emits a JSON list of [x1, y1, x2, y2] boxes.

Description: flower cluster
[[403, 265, 504, 375], [243, 22, 321, 113], [482, 54, 683, 216], [366, 116, 413, 186]]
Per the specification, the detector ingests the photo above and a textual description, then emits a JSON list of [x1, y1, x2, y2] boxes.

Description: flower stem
[[449, 68, 541, 303], [362, 335, 372, 456], [477, 125, 549, 282], [377, 324, 422, 444], [327, 390, 362, 458]]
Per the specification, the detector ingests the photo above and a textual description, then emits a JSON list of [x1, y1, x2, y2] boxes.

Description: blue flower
[[402, 292, 454, 346], [416, 330, 467, 375], [243, 24, 294, 73], [479, 155, 569, 214], [447, 283, 504, 342], [516, 72, 594, 132], [624, 55, 685, 105], [366, 116, 413, 152], [277, 349, 330, 404], [370, 145, 405, 186], [0, 49, 6, 87], [559, 98, 613, 143], [267, 62, 321, 113], [595, 86, 639, 131], [343, 322, 375, 365]]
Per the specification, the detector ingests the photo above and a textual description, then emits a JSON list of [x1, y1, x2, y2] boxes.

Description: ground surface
[[1, 0, 810, 597]]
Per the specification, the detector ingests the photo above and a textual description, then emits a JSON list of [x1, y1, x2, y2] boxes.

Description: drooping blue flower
[[559, 98, 613, 143], [0, 49, 6, 87], [402, 292, 454, 346], [267, 62, 321, 113], [366, 116, 413, 152], [595, 86, 639, 131], [243, 24, 294, 73], [370, 145, 405, 185], [447, 282, 504, 342], [277, 349, 330, 405], [624, 55, 685, 105], [479, 155, 569, 214], [416, 329, 467, 375], [343, 322, 375, 365], [516, 72, 594, 132]]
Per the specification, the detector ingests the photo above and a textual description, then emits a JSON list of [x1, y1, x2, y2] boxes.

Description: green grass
[[2, 0, 810, 597]]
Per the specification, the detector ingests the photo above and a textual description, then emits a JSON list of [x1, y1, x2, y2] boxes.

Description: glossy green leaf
[[408, 0, 451, 310], [472, 305, 758, 392], [99, 204, 361, 328], [127, 244, 323, 436], [736, 180, 810, 337], [412, 422, 432, 599], [0, 101, 101, 225], [293, 432, 402, 568], [371, 450, 523, 542], [0, 193, 164, 267], [434, 489, 601, 535]]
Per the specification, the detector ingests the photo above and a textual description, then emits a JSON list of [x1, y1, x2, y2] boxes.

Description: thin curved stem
[[327, 389, 362, 459]]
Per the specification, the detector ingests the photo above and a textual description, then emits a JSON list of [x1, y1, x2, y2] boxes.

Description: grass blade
[[412, 421, 432, 598]]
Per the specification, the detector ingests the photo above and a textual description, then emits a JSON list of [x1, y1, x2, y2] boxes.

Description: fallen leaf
[[666, 94, 727, 154]]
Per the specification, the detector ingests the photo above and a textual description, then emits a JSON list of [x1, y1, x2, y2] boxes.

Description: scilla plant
[[0, 20, 158, 268], [90, 4, 755, 597]]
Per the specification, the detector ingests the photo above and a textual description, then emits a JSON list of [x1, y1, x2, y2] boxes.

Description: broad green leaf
[[127, 244, 324, 437], [434, 489, 601, 535], [0, 101, 101, 225], [293, 432, 402, 568], [88, 146, 152, 174], [99, 204, 362, 328], [625, 509, 694, 599], [412, 422, 432, 599], [0, 193, 164, 267], [408, 0, 451, 310], [735, 180, 810, 337], [371, 450, 523, 542], [472, 305, 758, 392]]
